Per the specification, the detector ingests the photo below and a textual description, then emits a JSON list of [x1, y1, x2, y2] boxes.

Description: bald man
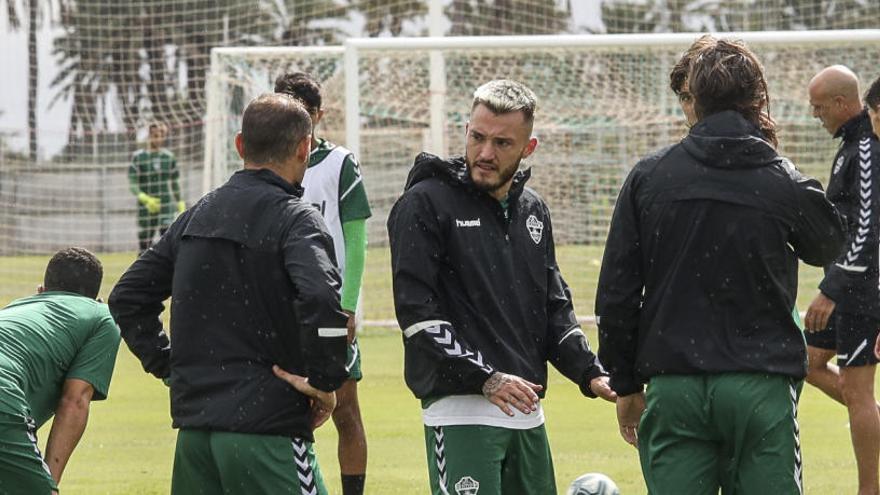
[[806, 65, 880, 495]]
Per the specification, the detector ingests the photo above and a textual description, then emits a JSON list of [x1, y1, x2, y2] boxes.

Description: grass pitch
[[8, 247, 862, 494]]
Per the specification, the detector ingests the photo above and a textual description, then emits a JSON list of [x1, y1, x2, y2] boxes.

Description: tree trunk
[[27, 0, 38, 160]]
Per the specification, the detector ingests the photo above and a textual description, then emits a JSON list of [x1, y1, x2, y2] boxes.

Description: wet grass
[[8, 248, 857, 493], [44, 328, 864, 494]]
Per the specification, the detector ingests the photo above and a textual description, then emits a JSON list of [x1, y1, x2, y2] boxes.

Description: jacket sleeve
[[282, 207, 349, 393], [542, 205, 607, 398], [595, 166, 645, 397], [387, 190, 495, 396], [108, 218, 181, 379], [811, 145, 871, 300]]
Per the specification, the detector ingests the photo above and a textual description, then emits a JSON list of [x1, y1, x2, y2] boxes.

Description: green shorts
[[0, 412, 56, 495], [639, 373, 803, 495], [347, 338, 362, 382], [424, 424, 556, 495], [171, 429, 327, 495]]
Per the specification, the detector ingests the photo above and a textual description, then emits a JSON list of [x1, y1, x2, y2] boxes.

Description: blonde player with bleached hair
[[388, 79, 615, 495]]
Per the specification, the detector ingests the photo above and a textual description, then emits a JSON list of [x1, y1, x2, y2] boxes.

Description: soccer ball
[[566, 472, 621, 495]]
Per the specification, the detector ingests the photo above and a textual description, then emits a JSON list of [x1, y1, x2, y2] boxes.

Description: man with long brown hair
[[597, 37, 845, 494]]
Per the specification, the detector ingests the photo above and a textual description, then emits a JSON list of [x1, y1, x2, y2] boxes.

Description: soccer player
[[129, 122, 185, 253], [275, 72, 371, 495], [109, 94, 349, 495], [388, 79, 616, 495], [668, 35, 710, 127], [597, 37, 845, 494], [805, 65, 880, 495], [0, 247, 121, 495], [670, 36, 807, 330]]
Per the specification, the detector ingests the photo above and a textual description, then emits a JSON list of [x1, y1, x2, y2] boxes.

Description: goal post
[[205, 29, 880, 327]]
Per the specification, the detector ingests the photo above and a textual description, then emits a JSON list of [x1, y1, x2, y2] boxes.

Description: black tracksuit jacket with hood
[[387, 153, 606, 402], [109, 169, 349, 441], [596, 110, 846, 396], [819, 110, 880, 317]]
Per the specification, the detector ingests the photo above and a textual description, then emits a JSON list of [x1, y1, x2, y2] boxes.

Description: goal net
[[205, 30, 880, 326], [1, 2, 879, 327]]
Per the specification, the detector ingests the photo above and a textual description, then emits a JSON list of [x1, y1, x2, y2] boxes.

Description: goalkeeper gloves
[[137, 192, 161, 214], [177, 201, 186, 214]]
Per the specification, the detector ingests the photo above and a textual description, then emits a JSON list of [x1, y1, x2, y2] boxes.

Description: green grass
[[3, 247, 857, 493], [45, 330, 865, 494]]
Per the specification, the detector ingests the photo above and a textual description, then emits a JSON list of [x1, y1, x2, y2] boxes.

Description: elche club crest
[[526, 214, 543, 244], [455, 476, 480, 495]]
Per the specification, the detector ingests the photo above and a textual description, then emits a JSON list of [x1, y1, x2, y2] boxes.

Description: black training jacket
[[596, 111, 846, 396], [819, 110, 880, 317], [387, 153, 606, 401], [109, 169, 349, 441]]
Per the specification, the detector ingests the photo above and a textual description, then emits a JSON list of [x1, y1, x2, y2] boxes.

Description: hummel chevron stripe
[[843, 138, 873, 265], [403, 320, 451, 338], [292, 439, 317, 495], [434, 427, 451, 495], [790, 383, 804, 495], [423, 324, 494, 373]]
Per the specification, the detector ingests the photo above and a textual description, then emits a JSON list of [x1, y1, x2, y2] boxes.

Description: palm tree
[[2, 0, 39, 160], [50, 1, 268, 159], [354, 0, 427, 37], [447, 0, 570, 36], [600, 0, 880, 33], [1, 0, 76, 161]]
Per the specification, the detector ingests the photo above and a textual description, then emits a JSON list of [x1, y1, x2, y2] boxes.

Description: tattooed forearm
[[482, 372, 511, 397]]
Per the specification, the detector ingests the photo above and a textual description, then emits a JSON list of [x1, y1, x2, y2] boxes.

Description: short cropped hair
[[240, 93, 312, 165], [44, 247, 103, 299], [274, 72, 322, 114], [148, 122, 167, 133], [865, 75, 880, 112], [472, 79, 537, 125]]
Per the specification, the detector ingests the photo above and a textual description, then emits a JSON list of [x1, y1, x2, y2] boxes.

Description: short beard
[[466, 156, 521, 195]]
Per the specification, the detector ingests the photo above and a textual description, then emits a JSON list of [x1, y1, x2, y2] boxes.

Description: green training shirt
[[0, 292, 121, 427], [129, 148, 182, 223]]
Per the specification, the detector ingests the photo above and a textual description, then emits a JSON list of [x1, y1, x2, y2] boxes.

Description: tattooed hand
[[481, 372, 543, 417]]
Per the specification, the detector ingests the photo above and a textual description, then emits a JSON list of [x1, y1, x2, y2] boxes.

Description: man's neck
[[835, 108, 864, 135], [244, 163, 296, 185], [488, 179, 514, 201]]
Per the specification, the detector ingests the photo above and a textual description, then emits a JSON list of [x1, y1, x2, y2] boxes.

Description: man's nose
[[477, 143, 495, 162]]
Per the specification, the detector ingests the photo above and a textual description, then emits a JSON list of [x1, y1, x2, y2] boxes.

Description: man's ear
[[234, 132, 245, 159], [37, 284, 45, 294], [312, 110, 325, 127], [522, 136, 539, 159], [297, 135, 312, 162]]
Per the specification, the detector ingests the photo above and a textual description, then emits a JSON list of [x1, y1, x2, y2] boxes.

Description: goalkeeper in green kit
[[129, 122, 185, 253]]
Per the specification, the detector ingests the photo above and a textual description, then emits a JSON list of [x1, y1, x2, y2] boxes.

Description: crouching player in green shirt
[[0, 247, 121, 494], [129, 122, 185, 253]]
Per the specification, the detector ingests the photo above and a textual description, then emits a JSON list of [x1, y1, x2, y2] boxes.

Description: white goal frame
[[205, 29, 880, 194], [204, 29, 880, 327]]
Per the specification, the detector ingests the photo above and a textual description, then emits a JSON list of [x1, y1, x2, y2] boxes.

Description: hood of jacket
[[681, 110, 779, 169], [403, 152, 532, 198]]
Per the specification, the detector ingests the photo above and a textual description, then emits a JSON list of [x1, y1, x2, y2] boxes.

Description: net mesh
[[210, 36, 880, 324], [1, 0, 879, 319]]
